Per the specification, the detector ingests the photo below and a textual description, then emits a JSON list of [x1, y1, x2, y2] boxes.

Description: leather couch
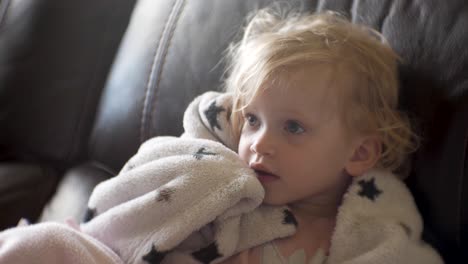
[[0, 0, 466, 263]]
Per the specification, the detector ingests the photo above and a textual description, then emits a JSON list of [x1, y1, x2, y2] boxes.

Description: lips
[[256, 170, 278, 182], [250, 163, 279, 183]]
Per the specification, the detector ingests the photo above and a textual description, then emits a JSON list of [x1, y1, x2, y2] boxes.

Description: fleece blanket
[[0, 91, 443, 264]]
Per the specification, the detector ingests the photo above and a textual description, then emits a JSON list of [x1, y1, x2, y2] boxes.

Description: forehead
[[251, 63, 356, 119]]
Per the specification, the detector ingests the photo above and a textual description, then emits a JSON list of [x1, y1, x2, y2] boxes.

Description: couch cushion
[[0, 0, 136, 163]]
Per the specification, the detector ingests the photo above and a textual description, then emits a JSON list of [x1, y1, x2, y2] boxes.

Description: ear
[[345, 135, 382, 177]]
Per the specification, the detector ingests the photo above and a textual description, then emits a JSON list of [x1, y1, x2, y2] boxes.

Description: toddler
[[220, 8, 442, 264], [0, 8, 443, 264]]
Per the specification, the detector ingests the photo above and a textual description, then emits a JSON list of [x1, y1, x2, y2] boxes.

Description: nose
[[249, 130, 276, 156]]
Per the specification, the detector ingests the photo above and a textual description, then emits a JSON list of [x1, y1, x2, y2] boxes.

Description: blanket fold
[[81, 136, 295, 264]]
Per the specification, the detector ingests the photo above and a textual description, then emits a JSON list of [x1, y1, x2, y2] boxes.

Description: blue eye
[[245, 113, 258, 127], [285, 120, 305, 134]]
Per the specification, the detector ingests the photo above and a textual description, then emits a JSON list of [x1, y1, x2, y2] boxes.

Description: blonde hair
[[224, 8, 419, 173]]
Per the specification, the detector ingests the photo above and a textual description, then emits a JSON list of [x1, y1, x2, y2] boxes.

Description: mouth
[[251, 165, 279, 183]]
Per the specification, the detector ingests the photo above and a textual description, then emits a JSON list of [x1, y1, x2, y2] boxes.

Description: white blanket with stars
[[0, 92, 443, 264]]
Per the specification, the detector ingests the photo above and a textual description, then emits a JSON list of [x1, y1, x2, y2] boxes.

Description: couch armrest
[[0, 163, 58, 230]]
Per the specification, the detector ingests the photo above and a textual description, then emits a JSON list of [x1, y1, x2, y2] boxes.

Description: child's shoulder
[[348, 168, 416, 205], [342, 168, 420, 220]]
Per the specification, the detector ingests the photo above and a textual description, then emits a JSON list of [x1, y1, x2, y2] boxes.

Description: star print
[[204, 100, 225, 131], [83, 207, 96, 223], [192, 242, 222, 264], [282, 209, 298, 227], [357, 178, 382, 201], [142, 244, 167, 264], [193, 147, 217, 160], [156, 188, 174, 202]]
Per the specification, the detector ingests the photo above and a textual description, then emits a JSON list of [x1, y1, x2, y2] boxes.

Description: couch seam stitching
[[140, 0, 185, 142], [148, 0, 186, 140], [0, 0, 12, 30], [140, 0, 178, 142]]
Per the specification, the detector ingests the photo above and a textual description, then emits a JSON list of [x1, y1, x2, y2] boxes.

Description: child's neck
[[288, 200, 338, 221], [285, 186, 347, 250], [275, 203, 337, 258], [280, 175, 350, 256], [288, 201, 338, 245], [288, 186, 346, 222], [288, 173, 351, 222]]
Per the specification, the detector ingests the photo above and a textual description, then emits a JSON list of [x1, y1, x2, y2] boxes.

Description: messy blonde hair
[[224, 8, 419, 173]]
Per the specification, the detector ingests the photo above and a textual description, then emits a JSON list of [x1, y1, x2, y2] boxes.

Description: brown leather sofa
[[1, 0, 467, 263]]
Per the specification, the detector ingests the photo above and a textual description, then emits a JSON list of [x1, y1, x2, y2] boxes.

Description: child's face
[[238, 64, 360, 206]]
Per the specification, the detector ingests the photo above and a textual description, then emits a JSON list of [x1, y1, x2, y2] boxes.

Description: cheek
[[237, 136, 250, 163]]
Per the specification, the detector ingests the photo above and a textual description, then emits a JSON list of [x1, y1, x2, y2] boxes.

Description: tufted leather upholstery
[[0, 0, 466, 262]]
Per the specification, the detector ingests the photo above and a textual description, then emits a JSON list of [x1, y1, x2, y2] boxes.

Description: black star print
[[192, 242, 222, 264], [193, 147, 217, 160], [204, 100, 225, 131], [282, 209, 298, 227], [357, 178, 382, 201], [156, 188, 174, 202], [83, 207, 96, 223], [142, 244, 167, 264]]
